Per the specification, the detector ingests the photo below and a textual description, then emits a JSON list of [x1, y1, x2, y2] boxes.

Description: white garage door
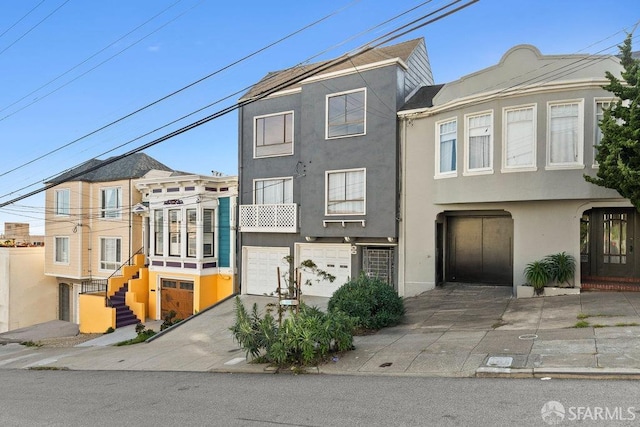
[[296, 243, 352, 297], [243, 246, 290, 296]]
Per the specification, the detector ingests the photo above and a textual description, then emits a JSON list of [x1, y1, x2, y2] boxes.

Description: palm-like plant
[[524, 260, 551, 295], [544, 252, 576, 287]]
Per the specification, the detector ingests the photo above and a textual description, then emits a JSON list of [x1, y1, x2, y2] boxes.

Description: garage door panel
[[447, 216, 513, 285], [297, 244, 351, 297], [243, 247, 290, 296]]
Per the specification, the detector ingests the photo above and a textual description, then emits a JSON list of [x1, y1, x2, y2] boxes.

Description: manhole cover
[[518, 334, 538, 340], [486, 356, 513, 367]]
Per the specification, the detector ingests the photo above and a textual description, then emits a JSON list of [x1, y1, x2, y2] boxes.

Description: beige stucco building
[[44, 153, 172, 323], [0, 247, 58, 332], [397, 45, 630, 297]]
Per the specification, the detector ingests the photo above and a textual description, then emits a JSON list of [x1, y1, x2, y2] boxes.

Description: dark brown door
[[446, 215, 513, 285], [594, 208, 636, 278], [161, 280, 194, 320]]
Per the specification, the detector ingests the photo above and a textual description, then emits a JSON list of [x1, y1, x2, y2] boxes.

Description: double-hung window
[[55, 189, 70, 216], [101, 187, 121, 219], [100, 237, 121, 271], [154, 210, 164, 256], [203, 209, 214, 257], [326, 88, 366, 138], [503, 105, 536, 171], [254, 111, 293, 158], [54, 236, 69, 264], [254, 177, 293, 204], [436, 119, 457, 177], [169, 209, 181, 256], [187, 209, 197, 257], [594, 100, 614, 166], [547, 100, 584, 168], [326, 168, 365, 215], [465, 111, 493, 173]]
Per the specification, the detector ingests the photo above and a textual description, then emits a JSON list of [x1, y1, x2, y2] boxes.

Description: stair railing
[[104, 247, 145, 307]]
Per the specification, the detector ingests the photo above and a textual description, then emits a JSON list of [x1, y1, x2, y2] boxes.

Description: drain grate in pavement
[[486, 356, 513, 368]]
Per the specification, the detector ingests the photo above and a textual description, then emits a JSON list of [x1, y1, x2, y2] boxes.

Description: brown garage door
[[446, 215, 513, 285], [161, 279, 194, 320]]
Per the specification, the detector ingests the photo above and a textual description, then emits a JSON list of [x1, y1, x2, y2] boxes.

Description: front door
[[592, 208, 636, 277], [58, 283, 70, 321]]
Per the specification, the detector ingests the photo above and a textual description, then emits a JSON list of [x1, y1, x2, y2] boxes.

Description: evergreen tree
[[585, 34, 640, 209]]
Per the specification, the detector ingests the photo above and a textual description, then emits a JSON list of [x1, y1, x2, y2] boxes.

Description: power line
[[0, 0, 479, 209], [0, 0, 360, 179], [0, 0, 71, 56], [0, 0, 186, 117], [0, 0, 46, 40]]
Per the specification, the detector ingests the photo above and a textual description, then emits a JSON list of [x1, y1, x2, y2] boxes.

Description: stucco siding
[[0, 248, 57, 332]]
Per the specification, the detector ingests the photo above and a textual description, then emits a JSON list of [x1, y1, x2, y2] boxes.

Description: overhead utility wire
[[0, 0, 478, 210], [0, 0, 202, 124], [0, 0, 185, 116], [0, 0, 71, 56], [0, 0, 46, 40], [0, 1, 358, 179]]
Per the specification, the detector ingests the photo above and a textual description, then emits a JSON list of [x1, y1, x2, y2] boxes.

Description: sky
[[0, 0, 638, 235]]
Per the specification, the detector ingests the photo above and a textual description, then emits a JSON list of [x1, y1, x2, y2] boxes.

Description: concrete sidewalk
[[1, 285, 640, 378]]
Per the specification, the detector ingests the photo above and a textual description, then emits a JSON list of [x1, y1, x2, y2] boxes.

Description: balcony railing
[[239, 203, 297, 233]]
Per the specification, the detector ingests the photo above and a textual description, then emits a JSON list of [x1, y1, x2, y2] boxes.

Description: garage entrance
[[296, 243, 352, 297], [161, 279, 194, 320], [445, 213, 513, 285], [242, 246, 290, 296]]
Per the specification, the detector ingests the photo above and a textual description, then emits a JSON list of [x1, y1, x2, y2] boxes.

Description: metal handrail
[[103, 247, 145, 307]]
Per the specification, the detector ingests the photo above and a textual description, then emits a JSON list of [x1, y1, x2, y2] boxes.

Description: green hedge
[[328, 274, 404, 330]]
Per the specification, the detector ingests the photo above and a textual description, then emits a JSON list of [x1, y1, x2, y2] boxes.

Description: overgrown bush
[[328, 274, 404, 331], [229, 297, 355, 368], [160, 310, 182, 331]]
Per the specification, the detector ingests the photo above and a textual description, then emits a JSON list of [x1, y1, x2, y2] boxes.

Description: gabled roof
[[241, 38, 425, 100], [47, 152, 173, 184], [401, 84, 445, 111]]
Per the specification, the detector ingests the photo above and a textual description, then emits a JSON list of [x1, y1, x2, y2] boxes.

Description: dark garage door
[[446, 215, 513, 285]]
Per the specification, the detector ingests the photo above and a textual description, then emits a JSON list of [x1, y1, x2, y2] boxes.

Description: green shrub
[[229, 297, 355, 368], [327, 274, 404, 330], [544, 252, 576, 286], [524, 260, 551, 295]]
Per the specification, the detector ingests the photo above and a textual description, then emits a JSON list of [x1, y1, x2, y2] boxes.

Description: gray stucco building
[[238, 38, 433, 296]]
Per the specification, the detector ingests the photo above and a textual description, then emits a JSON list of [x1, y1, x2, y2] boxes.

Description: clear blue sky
[[0, 0, 638, 235]]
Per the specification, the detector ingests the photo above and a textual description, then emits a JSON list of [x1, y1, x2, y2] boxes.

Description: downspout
[[398, 117, 407, 297], [128, 178, 133, 262], [237, 105, 244, 294]]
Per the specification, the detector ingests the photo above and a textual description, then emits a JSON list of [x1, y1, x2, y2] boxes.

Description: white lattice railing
[[239, 203, 297, 233]]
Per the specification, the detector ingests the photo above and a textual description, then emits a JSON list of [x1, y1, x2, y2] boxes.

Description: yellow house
[[134, 172, 238, 322], [45, 153, 238, 333]]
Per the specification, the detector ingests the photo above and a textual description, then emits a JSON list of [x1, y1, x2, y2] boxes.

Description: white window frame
[[325, 168, 366, 216], [593, 98, 616, 168], [546, 99, 584, 170], [253, 177, 293, 204], [464, 110, 494, 175], [99, 237, 122, 271], [502, 104, 537, 172], [253, 111, 294, 159], [54, 188, 70, 216], [101, 186, 122, 219], [435, 118, 457, 178], [54, 236, 69, 264], [326, 88, 366, 139]]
